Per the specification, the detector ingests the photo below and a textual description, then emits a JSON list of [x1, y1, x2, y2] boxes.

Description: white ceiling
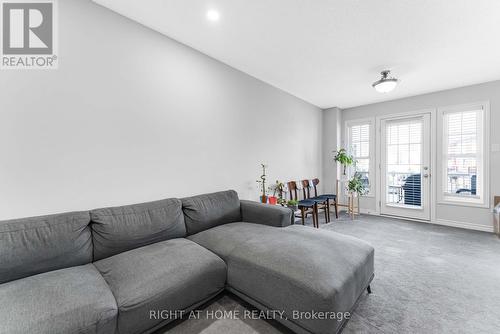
[[93, 0, 500, 109]]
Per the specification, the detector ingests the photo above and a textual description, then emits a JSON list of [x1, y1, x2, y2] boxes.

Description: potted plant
[[347, 174, 367, 196], [286, 199, 299, 212], [268, 180, 285, 206], [333, 149, 354, 177], [268, 196, 278, 205], [256, 164, 268, 203]]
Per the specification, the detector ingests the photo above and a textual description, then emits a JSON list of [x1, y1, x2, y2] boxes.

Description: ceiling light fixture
[[206, 10, 220, 22], [372, 70, 399, 93]]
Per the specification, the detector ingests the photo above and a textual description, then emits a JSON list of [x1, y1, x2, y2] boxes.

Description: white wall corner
[[321, 107, 343, 194]]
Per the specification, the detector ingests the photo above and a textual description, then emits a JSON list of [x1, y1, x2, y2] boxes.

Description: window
[[438, 102, 489, 207], [347, 120, 374, 195]]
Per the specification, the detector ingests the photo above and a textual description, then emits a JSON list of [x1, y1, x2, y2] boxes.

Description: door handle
[[423, 173, 430, 178]]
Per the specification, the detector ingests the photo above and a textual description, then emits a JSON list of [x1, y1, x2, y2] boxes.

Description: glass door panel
[[380, 114, 431, 220]]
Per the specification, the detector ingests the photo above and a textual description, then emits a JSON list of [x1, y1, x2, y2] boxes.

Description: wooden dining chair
[[287, 181, 317, 227], [302, 179, 329, 226], [313, 178, 339, 219]]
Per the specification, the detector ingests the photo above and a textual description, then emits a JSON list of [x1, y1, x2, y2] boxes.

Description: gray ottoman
[[188, 223, 374, 334]]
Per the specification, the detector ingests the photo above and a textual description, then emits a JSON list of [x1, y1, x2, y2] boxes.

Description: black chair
[[456, 175, 477, 195], [288, 181, 317, 227], [402, 174, 421, 206], [302, 179, 329, 227], [312, 178, 339, 220]]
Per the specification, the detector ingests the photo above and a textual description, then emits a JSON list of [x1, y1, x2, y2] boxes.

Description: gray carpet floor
[[162, 213, 500, 334]]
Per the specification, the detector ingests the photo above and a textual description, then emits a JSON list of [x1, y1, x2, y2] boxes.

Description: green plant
[[268, 180, 287, 205], [348, 174, 367, 196], [269, 180, 284, 196], [287, 199, 298, 206], [278, 197, 287, 206], [333, 149, 355, 175]]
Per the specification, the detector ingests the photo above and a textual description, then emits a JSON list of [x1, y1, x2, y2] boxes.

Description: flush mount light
[[372, 70, 399, 93], [206, 9, 220, 22]]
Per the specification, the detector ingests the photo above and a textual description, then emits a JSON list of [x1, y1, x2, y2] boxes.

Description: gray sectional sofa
[[0, 190, 374, 334]]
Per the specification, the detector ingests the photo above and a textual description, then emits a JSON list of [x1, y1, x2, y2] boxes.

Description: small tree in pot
[[256, 164, 268, 203]]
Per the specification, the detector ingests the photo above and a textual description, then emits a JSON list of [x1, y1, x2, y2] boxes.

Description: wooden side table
[[336, 179, 360, 220]]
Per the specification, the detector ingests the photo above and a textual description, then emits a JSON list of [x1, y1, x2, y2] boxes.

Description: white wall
[[341, 80, 500, 231], [0, 0, 322, 220]]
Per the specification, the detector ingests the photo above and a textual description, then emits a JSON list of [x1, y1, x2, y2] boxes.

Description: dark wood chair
[[313, 178, 339, 220], [287, 181, 317, 227], [302, 179, 329, 226]]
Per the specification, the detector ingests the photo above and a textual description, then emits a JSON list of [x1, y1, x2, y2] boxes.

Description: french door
[[380, 113, 431, 220]]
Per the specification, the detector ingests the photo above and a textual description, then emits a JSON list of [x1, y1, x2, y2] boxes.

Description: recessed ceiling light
[[372, 70, 399, 93], [206, 10, 220, 22]]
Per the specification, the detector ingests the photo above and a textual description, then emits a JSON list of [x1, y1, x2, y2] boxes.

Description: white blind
[[443, 109, 481, 196], [350, 124, 370, 158], [385, 118, 423, 206], [349, 123, 371, 193]]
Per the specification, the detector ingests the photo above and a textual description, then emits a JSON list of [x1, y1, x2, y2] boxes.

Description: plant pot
[[268, 196, 277, 205], [287, 204, 298, 212], [347, 191, 359, 198], [260, 195, 268, 203]]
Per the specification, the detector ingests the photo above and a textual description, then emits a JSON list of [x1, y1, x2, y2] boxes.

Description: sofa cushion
[[90, 198, 186, 260], [0, 211, 92, 284], [93, 238, 227, 334], [182, 190, 241, 235], [189, 223, 374, 334], [0, 264, 117, 334]]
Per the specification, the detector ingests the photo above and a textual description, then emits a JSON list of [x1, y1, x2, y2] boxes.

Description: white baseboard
[[359, 208, 378, 215], [355, 210, 494, 233], [432, 219, 494, 233]]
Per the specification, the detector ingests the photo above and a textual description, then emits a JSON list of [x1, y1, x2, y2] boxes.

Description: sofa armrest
[[240, 200, 292, 227]]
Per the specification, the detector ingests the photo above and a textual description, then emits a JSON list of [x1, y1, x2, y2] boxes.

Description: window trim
[[345, 118, 376, 197], [436, 101, 490, 208]]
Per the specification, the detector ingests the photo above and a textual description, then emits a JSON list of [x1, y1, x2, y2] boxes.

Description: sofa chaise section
[[189, 223, 374, 334], [184, 191, 374, 334], [90, 198, 227, 334]]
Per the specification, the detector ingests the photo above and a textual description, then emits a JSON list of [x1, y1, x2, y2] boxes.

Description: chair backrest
[[287, 181, 299, 201], [301, 180, 311, 199], [313, 178, 320, 196], [301, 179, 320, 199]]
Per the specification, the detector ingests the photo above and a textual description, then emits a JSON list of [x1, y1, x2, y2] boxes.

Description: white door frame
[[375, 109, 436, 221]]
